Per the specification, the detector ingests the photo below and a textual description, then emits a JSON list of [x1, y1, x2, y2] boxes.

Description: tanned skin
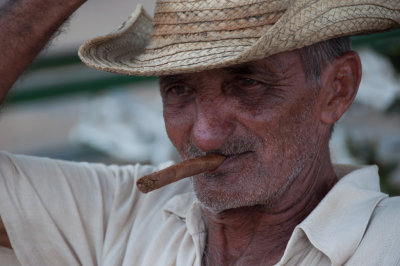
[[0, 0, 86, 249], [0, 1, 362, 263], [0, 217, 11, 249], [0, 0, 87, 102], [161, 51, 361, 265]]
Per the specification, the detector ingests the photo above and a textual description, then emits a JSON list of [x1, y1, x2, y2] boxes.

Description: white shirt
[[0, 152, 399, 265]]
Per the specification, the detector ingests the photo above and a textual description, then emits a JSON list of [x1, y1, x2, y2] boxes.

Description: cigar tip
[[136, 177, 155, 193]]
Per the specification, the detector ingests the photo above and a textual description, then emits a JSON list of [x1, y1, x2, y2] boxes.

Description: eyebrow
[[223, 62, 279, 80], [224, 64, 254, 75], [158, 60, 281, 86], [159, 74, 185, 87]]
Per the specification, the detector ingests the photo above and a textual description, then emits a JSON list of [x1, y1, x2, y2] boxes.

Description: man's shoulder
[[369, 195, 400, 227], [346, 195, 400, 265], [370, 195, 400, 229], [376, 195, 400, 210]]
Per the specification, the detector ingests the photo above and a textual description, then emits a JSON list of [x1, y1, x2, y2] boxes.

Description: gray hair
[[298, 37, 351, 83], [298, 37, 351, 137]]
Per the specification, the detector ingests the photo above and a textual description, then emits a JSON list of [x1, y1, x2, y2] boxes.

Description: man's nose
[[191, 104, 234, 152]]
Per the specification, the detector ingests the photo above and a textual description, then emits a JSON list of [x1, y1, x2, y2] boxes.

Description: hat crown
[[79, 0, 400, 76], [154, 0, 289, 11], [150, 0, 289, 48]]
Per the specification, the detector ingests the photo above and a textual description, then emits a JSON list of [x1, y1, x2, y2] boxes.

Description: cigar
[[136, 153, 226, 193]]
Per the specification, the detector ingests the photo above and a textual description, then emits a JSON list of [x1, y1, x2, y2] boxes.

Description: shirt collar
[[163, 192, 207, 235], [281, 164, 387, 266], [162, 165, 388, 266], [162, 192, 207, 265]]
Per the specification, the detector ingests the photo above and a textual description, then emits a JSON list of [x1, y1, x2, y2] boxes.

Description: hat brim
[[79, 5, 260, 76], [79, 2, 400, 77]]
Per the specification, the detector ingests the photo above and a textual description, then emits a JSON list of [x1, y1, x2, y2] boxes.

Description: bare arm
[[0, 0, 87, 102], [0, 216, 11, 249], [0, 0, 87, 250]]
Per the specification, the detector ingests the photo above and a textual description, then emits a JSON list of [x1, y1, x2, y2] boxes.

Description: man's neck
[[202, 156, 337, 266]]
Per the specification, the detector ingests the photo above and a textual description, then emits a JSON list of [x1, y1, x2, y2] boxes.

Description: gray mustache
[[182, 138, 257, 159]]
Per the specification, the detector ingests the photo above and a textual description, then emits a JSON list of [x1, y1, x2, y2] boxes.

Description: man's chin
[[197, 199, 243, 214], [193, 187, 273, 214], [192, 179, 291, 213]]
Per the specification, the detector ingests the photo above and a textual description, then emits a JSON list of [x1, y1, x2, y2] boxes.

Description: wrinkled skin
[[160, 50, 361, 265], [161, 51, 325, 212]]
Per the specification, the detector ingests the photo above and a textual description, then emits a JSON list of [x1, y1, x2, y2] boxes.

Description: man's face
[[159, 51, 325, 213]]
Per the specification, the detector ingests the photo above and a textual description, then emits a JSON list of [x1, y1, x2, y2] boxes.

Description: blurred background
[[0, 0, 399, 194]]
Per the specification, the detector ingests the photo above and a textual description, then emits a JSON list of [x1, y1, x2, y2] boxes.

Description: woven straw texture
[[79, 0, 400, 76]]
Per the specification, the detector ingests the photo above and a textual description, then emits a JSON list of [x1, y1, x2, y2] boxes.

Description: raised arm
[[0, 0, 86, 249], [0, 0, 87, 102]]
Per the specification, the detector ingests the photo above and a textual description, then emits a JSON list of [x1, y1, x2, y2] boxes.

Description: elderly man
[[1, 0, 400, 265]]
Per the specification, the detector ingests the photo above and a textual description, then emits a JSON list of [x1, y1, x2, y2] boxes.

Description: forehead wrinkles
[[158, 52, 303, 95], [226, 53, 303, 84], [224, 58, 280, 80], [159, 71, 219, 89], [158, 53, 294, 83], [276, 52, 310, 84]]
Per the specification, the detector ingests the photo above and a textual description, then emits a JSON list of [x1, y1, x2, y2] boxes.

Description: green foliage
[[386, 98, 400, 115], [346, 135, 400, 196], [352, 29, 400, 73]]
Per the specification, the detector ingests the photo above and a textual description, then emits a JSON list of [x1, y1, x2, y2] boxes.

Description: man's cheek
[[165, 119, 191, 153]]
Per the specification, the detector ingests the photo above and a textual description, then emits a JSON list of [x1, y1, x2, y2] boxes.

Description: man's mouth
[[224, 151, 253, 159], [213, 151, 253, 170]]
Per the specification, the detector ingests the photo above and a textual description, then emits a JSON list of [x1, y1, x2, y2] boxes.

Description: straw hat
[[79, 0, 400, 76]]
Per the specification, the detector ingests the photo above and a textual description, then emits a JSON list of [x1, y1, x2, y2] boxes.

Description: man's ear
[[318, 51, 361, 124]]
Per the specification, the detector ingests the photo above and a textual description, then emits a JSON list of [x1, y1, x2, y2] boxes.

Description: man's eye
[[163, 84, 195, 105], [167, 85, 190, 95], [238, 78, 259, 87]]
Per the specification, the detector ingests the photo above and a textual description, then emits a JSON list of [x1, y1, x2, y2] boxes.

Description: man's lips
[[213, 151, 254, 170]]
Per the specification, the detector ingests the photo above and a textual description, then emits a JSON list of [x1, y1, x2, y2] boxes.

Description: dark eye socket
[[166, 84, 191, 96], [238, 77, 259, 87], [162, 83, 195, 106]]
